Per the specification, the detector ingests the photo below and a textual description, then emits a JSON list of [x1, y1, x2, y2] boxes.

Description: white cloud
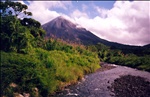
[[94, 6, 108, 18], [26, 1, 72, 24], [73, 1, 150, 46], [70, 9, 89, 18], [25, 1, 149, 46]]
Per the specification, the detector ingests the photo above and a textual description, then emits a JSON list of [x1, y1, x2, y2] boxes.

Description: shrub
[[1, 44, 100, 96]]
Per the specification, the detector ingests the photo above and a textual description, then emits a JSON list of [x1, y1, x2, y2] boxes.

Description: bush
[[106, 53, 150, 71], [1, 44, 100, 96]]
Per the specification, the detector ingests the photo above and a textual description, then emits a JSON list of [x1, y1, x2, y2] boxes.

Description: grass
[[1, 45, 100, 97]]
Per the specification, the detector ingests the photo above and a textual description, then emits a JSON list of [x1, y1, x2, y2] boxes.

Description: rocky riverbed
[[53, 63, 150, 97], [110, 75, 150, 97]]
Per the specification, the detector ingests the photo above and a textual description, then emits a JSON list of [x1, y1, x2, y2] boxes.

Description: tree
[[0, 0, 32, 18], [0, 1, 45, 52], [0, 16, 33, 52]]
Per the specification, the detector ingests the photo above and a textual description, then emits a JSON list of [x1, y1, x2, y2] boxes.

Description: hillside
[[42, 16, 149, 48], [42, 16, 102, 45], [42, 16, 150, 55]]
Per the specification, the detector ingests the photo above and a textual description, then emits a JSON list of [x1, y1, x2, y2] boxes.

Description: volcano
[[42, 16, 110, 45], [42, 16, 149, 52]]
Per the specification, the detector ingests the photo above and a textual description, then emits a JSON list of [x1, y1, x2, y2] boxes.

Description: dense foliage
[[87, 43, 150, 72], [0, 0, 45, 53], [1, 42, 100, 96]]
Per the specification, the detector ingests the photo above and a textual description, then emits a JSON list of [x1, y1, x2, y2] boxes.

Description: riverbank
[[53, 63, 150, 97], [110, 75, 150, 97]]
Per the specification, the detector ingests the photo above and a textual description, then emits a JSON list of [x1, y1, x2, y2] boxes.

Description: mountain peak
[[53, 16, 66, 21], [42, 16, 103, 45], [42, 17, 143, 49], [44, 16, 76, 30], [56, 16, 66, 20]]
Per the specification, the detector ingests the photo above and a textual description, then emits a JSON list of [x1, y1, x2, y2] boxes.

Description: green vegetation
[[0, 1, 100, 96], [0, 1, 45, 53], [106, 53, 150, 71], [1, 46, 100, 96], [87, 43, 150, 72]]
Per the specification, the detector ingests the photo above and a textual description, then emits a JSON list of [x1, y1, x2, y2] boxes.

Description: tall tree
[[0, 0, 45, 52], [0, 0, 32, 18]]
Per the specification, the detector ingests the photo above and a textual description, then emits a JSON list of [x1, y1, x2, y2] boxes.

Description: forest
[[1, 1, 150, 97]]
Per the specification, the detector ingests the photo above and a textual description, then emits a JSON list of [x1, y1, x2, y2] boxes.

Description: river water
[[54, 63, 150, 97]]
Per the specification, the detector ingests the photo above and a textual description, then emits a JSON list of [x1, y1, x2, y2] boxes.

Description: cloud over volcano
[[25, 1, 150, 46]]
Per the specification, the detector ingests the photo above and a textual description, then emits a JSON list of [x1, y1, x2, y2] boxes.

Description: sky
[[19, 0, 150, 46]]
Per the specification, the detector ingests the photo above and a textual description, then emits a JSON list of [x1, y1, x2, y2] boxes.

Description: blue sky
[[23, 1, 115, 18], [19, 1, 150, 46]]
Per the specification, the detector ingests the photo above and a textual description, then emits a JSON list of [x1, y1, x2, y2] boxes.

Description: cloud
[[94, 6, 108, 18], [70, 9, 89, 18], [25, 1, 149, 46], [26, 1, 72, 24], [74, 1, 150, 46]]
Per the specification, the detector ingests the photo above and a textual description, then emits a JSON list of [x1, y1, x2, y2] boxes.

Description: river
[[54, 63, 150, 97]]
